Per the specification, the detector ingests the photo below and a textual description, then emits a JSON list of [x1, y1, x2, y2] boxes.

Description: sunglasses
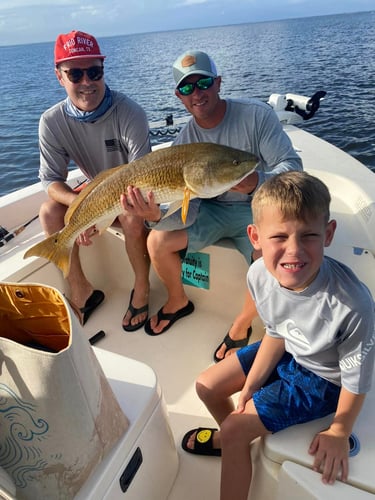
[[60, 65, 104, 84], [177, 76, 215, 96]]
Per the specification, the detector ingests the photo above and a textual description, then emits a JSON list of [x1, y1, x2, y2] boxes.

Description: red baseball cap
[[54, 30, 106, 65]]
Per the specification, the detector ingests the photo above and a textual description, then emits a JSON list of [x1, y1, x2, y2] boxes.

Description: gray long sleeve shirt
[[39, 90, 151, 191]]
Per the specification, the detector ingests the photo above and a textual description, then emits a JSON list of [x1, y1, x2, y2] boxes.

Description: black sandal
[[79, 290, 105, 325], [213, 327, 252, 363], [122, 289, 149, 332], [181, 427, 221, 456], [144, 301, 194, 336]]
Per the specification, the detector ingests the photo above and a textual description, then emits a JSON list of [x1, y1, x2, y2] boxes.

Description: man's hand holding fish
[[121, 187, 162, 223]]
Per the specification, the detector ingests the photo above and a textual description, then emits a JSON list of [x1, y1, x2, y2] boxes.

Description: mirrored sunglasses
[[60, 65, 104, 84], [177, 76, 215, 96]]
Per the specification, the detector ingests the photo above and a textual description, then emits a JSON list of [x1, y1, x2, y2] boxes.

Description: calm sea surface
[[0, 11, 374, 197]]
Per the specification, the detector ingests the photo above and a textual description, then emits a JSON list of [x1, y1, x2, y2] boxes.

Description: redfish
[[24, 143, 258, 277]]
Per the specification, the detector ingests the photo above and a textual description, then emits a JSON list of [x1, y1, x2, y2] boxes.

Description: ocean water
[[0, 11, 374, 197]]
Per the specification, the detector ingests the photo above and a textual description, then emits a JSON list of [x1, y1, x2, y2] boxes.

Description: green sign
[[182, 252, 210, 290]]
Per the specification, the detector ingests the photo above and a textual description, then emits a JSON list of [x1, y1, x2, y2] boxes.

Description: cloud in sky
[[0, 0, 373, 46]]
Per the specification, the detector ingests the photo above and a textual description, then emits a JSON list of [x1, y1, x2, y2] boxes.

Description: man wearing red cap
[[38, 30, 151, 329]]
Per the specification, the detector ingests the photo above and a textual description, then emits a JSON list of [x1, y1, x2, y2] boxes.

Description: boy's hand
[[308, 428, 350, 484], [236, 386, 254, 413]]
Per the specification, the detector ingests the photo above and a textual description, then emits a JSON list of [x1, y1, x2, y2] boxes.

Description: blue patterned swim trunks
[[237, 341, 341, 433]]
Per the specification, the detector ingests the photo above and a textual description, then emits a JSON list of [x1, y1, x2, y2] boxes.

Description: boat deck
[[1, 221, 265, 499]]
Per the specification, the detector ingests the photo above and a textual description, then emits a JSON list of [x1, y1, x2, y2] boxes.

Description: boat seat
[[277, 462, 375, 499], [109, 225, 239, 252], [261, 368, 375, 496]]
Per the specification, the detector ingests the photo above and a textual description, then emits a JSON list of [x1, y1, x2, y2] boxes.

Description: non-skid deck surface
[[80, 282, 263, 500]]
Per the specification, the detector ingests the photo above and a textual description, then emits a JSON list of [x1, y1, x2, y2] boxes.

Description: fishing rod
[[0, 215, 40, 248], [0, 177, 89, 248]]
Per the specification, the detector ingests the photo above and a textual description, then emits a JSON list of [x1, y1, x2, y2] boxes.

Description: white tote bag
[[0, 282, 129, 499]]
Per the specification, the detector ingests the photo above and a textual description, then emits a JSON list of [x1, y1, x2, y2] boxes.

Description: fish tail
[[23, 232, 72, 278]]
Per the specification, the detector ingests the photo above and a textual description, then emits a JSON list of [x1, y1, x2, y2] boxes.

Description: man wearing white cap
[[38, 30, 151, 330], [126, 50, 302, 352]]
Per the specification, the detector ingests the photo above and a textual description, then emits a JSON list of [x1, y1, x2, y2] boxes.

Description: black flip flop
[[122, 289, 149, 332], [213, 327, 252, 363], [181, 427, 221, 456], [144, 300, 194, 336], [80, 290, 105, 325]]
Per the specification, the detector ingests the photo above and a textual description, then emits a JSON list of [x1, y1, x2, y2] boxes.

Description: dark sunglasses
[[177, 76, 215, 96], [60, 65, 104, 84]]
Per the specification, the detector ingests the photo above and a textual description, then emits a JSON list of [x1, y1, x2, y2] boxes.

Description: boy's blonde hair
[[252, 171, 331, 224]]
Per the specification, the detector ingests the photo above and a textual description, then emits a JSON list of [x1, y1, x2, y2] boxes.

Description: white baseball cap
[[173, 50, 218, 88]]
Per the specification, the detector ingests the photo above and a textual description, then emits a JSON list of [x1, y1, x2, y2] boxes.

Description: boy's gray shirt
[[247, 256, 375, 394], [39, 90, 151, 191]]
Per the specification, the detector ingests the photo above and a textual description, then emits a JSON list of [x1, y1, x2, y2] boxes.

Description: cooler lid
[[76, 349, 163, 499], [93, 347, 161, 425]]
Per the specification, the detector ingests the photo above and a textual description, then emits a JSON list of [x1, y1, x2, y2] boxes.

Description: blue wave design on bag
[[0, 383, 49, 488]]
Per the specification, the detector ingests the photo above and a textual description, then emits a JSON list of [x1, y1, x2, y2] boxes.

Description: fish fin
[[65, 166, 125, 224], [162, 201, 183, 217], [24, 232, 72, 278], [181, 187, 191, 224], [95, 215, 118, 235]]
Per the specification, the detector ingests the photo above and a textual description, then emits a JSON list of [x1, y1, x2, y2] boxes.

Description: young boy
[[181, 171, 375, 500]]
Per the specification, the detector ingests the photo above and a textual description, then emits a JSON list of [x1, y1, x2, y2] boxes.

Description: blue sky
[[0, 0, 373, 46]]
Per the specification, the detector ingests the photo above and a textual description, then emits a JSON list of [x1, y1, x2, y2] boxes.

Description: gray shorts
[[154, 199, 253, 265]]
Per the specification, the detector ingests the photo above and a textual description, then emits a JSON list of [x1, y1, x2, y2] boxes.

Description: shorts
[[153, 198, 253, 264], [237, 341, 341, 433], [152, 199, 202, 230], [180, 199, 253, 264]]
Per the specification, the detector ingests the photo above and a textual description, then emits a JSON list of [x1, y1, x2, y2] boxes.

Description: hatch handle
[[119, 447, 143, 493]]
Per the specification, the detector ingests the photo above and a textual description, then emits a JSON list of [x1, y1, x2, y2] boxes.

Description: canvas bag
[[0, 282, 129, 499]]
